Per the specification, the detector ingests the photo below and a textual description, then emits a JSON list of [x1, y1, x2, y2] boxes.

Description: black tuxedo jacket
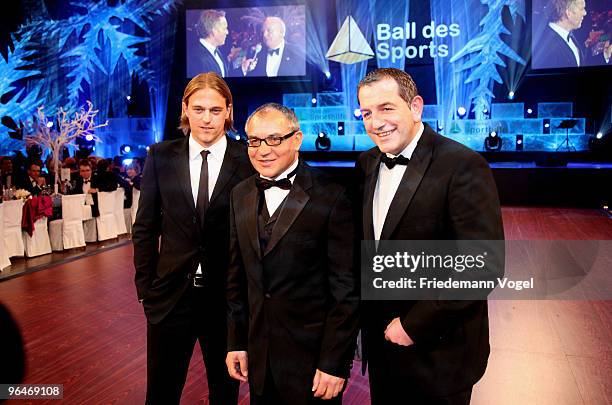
[[133, 136, 254, 324], [532, 24, 583, 68], [187, 40, 227, 78], [227, 161, 359, 401], [15, 175, 43, 196], [357, 124, 504, 396], [245, 43, 305, 77], [70, 174, 118, 217]]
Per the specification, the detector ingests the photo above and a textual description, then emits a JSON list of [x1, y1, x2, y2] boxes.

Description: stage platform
[[304, 153, 612, 208]]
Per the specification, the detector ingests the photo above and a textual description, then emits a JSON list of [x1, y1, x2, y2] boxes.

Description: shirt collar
[[269, 40, 285, 56], [189, 134, 227, 161], [200, 38, 218, 55], [549, 22, 572, 43], [385, 122, 424, 160], [261, 157, 299, 181]]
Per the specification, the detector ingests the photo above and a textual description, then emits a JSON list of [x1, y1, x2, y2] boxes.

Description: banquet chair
[[113, 188, 128, 236], [3, 199, 25, 258], [96, 191, 118, 241], [0, 204, 11, 270], [62, 194, 87, 249], [23, 216, 52, 257]]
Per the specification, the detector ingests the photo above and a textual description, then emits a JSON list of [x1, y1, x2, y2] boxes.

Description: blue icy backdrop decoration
[[0, 0, 181, 156]]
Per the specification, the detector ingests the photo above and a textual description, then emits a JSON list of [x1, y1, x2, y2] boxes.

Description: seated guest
[[71, 159, 117, 217], [15, 161, 46, 195], [95, 159, 120, 191], [1, 156, 14, 189], [125, 162, 142, 191]]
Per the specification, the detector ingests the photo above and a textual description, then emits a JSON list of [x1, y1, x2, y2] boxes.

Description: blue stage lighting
[[46, 121, 53, 128], [527, 108, 533, 115], [353, 109, 362, 118], [324, 71, 331, 79], [85, 134, 94, 141], [311, 98, 317, 105], [596, 132, 603, 139], [508, 91, 515, 100], [126, 95, 132, 101], [235, 135, 241, 141], [457, 106, 467, 118], [120, 144, 133, 155], [544, 123, 550, 128]]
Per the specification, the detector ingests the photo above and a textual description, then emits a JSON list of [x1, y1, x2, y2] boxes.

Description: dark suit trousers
[[145, 284, 238, 405], [368, 349, 472, 405], [249, 358, 342, 405]]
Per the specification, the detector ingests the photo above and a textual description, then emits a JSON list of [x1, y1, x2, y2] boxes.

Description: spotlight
[[527, 108, 533, 115], [324, 71, 331, 79], [353, 109, 362, 118], [337, 121, 344, 136], [46, 121, 53, 128], [85, 134, 93, 141], [145, 146, 150, 152], [120, 144, 133, 155], [596, 132, 603, 139], [235, 135, 241, 141], [483, 108, 488, 114], [315, 131, 331, 151], [126, 95, 132, 101], [516, 134, 523, 151], [484, 131, 502, 151], [122, 158, 133, 166], [311, 97, 317, 105], [508, 91, 515, 100], [457, 106, 467, 118], [543, 119, 551, 134]]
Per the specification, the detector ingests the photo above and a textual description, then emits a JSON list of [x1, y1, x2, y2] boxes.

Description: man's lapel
[[363, 153, 380, 241], [171, 136, 196, 213], [379, 125, 434, 240], [241, 176, 261, 260], [209, 138, 240, 206], [264, 161, 311, 256]]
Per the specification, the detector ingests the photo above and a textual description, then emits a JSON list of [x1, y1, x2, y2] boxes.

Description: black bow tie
[[256, 166, 298, 191], [268, 48, 280, 56], [381, 154, 410, 169], [256, 177, 291, 190]]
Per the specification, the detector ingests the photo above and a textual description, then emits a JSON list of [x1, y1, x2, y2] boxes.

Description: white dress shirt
[[189, 134, 227, 274], [261, 158, 298, 215], [373, 123, 424, 240], [549, 22, 581, 66], [266, 40, 285, 77], [200, 38, 225, 77]]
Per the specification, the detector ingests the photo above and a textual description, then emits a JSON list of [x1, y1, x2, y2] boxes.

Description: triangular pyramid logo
[[326, 16, 374, 64]]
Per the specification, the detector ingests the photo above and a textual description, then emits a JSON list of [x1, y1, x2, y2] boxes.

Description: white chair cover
[[96, 191, 118, 241], [48, 219, 64, 251], [0, 204, 11, 270], [62, 194, 86, 249], [123, 208, 132, 234], [3, 199, 25, 257], [131, 188, 140, 225], [114, 188, 128, 235], [23, 216, 52, 257]]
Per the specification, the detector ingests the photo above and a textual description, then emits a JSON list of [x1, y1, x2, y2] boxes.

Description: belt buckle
[[193, 274, 205, 288]]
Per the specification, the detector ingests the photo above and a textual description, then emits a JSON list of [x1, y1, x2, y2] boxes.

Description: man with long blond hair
[[133, 72, 254, 404]]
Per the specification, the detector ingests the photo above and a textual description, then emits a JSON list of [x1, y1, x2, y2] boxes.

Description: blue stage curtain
[[370, 0, 410, 71], [335, 0, 375, 116], [430, 0, 483, 131]]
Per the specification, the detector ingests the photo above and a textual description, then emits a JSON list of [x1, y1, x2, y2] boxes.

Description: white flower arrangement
[[14, 189, 31, 201]]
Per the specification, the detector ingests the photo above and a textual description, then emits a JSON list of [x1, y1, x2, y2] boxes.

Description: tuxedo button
[[192, 216, 197, 224], [264, 293, 271, 299]]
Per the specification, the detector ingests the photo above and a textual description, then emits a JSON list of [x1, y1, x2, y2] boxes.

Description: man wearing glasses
[[225, 103, 359, 404]]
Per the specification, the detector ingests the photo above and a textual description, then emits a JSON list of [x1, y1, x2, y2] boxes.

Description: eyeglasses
[[247, 130, 298, 148]]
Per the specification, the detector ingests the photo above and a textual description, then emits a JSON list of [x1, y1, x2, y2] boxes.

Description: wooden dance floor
[[1, 207, 610, 404]]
